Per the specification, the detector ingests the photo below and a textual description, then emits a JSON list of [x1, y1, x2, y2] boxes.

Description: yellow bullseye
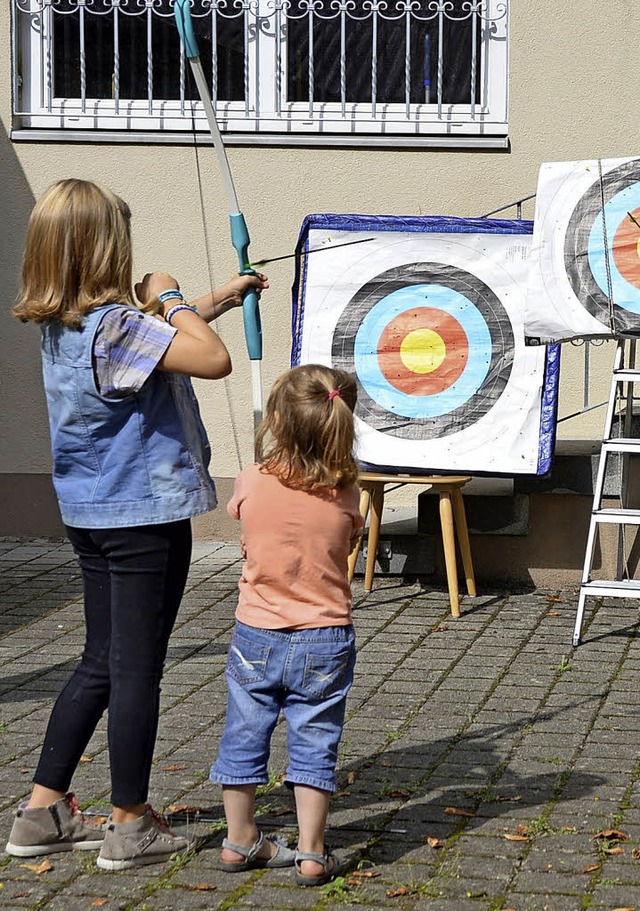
[[399, 329, 446, 374]]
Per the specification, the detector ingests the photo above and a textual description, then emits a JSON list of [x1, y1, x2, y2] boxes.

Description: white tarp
[[292, 215, 557, 475], [525, 156, 640, 343]]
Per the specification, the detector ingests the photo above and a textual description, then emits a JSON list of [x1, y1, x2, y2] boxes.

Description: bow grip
[[230, 213, 263, 361], [174, 0, 200, 59]]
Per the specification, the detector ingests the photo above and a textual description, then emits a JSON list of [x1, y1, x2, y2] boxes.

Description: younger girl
[[6, 178, 267, 870], [210, 364, 364, 886]]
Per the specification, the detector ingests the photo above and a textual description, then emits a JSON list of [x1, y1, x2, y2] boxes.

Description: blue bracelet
[[158, 289, 185, 304], [165, 303, 199, 325]]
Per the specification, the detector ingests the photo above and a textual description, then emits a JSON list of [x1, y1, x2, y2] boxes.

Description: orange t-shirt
[[227, 463, 365, 630]]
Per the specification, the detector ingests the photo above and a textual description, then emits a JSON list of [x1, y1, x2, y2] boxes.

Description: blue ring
[[353, 285, 491, 419], [588, 185, 640, 314]]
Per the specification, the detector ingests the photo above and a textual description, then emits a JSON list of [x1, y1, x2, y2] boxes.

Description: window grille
[[12, 0, 509, 142]]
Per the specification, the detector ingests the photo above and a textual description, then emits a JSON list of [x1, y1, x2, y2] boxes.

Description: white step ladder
[[573, 338, 640, 646]]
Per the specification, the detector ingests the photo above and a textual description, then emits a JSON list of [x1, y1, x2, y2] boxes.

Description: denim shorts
[[210, 621, 356, 793]]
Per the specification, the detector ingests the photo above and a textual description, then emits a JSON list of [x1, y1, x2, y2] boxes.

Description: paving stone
[[5, 540, 640, 910]]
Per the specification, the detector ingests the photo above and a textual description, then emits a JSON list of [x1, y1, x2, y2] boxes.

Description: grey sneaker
[[96, 805, 190, 871], [5, 793, 107, 857]]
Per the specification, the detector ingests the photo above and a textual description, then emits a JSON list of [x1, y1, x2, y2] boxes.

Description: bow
[[174, 0, 263, 432]]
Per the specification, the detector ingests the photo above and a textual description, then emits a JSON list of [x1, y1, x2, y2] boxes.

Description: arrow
[[174, 0, 263, 433], [246, 236, 375, 269]]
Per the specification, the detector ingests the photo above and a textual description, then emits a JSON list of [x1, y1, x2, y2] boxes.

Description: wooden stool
[[347, 472, 477, 617]]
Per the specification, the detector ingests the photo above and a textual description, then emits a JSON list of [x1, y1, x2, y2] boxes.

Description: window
[[12, 0, 509, 144]]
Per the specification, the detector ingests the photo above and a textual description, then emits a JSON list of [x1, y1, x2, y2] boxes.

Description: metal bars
[[13, 0, 508, 136]]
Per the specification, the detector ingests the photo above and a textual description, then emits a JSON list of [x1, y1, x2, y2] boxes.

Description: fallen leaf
[[191, 883, 217, 891], [268, 806, 294, 817], [504, 833, 529, 841], [515, 824, 530, 835], [495, 795, 523, 803], [348, 869, 380, 879], [379, 760, 392, 767], [388, 789, 410, 799], [91, 900, 108, 908], [562, 826, 577, 833], [18, 768, 29, 774], [583, 863, 599, 873], [546, 595, 563, 603], [546, 610, 560, 616], [18, 858, 51, 874], [431, 624, 449, 632], [347, 771, 357, 785], [79, 754, 93, 763], [605, 845, 625, 855], [467, 890, 487, 898], [594, 829, 629, 841], [386, 887, 410, 897], [12, 894, 30, 899], [426, 836, 443, 848], [162, 764, 187, 772], [444, 806, 475, 818], [609, 907, 636, 911], [632, 848, 640, 860]]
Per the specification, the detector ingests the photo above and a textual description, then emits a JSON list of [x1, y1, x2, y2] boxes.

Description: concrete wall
[[1, 3, 638, 574]]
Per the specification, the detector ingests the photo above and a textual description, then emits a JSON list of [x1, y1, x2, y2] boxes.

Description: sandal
[[218, 831, 295, 872], [294, 847, 341, 886]]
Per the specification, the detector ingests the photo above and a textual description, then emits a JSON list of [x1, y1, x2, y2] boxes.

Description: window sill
[[10, 128, 509, 150]]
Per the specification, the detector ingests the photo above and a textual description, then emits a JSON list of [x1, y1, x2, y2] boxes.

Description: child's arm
[[135, 271, 264, 380], [191, 273, 269, 323]]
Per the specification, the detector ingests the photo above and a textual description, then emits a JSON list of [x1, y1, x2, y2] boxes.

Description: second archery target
[[526, 156, 640, 342], [292, 214, 558, 475]]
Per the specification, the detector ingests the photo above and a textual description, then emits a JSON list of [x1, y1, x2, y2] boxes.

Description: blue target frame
[[291, 213, 560, 476]]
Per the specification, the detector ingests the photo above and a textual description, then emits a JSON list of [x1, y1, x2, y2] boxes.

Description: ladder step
[[593, 508, 640, 524], [580, 579, 640, 597], [613, 369, 640, 382], [602, 438, 640, 452]]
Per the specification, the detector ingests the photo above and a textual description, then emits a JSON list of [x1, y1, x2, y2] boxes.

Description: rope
[[597, 158, 617, 336]]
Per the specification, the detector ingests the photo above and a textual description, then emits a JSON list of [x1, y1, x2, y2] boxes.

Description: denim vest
[[41, 304, 217, 528]]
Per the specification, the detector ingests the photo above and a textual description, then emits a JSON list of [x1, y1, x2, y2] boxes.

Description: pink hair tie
[[328, 389, 341, 401]]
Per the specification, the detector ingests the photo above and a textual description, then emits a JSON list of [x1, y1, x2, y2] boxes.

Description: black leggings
[[34, 520, 192, 807]]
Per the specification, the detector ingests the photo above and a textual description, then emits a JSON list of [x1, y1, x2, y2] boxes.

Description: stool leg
[[364, 484, 384, 592], [348, 486, 371, 582], [439, 491, 460, 618], [452, 488, 476, 597]]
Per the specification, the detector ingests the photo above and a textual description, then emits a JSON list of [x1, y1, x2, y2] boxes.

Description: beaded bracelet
[[158, 289, 185, 305], [165, 303, 199, 325]]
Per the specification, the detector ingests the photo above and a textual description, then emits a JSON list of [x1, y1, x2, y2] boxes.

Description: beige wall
[[1, 1, 637, 537]]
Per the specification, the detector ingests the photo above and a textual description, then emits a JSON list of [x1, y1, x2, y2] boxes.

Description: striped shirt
[[93, 307, 176, 398]]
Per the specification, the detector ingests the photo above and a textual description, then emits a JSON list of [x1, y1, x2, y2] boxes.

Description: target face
[[526, 157, 640, 342], [331, 262, 514, 440], [293, 215, 557, 474], [565, 158, 640, 331]]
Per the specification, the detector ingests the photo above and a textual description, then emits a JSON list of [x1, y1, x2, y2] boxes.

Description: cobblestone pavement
[[1, 538, 640, 911]]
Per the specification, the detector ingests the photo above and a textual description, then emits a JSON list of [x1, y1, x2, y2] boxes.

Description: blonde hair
[[13, 178, 152, 327], [256, 364, 359, 491]]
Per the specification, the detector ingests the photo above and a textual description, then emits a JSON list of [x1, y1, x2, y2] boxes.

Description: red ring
[[377, 307, 469, 395], [613, 206, 640, 290]]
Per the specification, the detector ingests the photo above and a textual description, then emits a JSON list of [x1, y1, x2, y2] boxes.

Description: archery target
[[293, 217, 557, 475], [526, 156, 640, 342], [331, 262, 514, 440]]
